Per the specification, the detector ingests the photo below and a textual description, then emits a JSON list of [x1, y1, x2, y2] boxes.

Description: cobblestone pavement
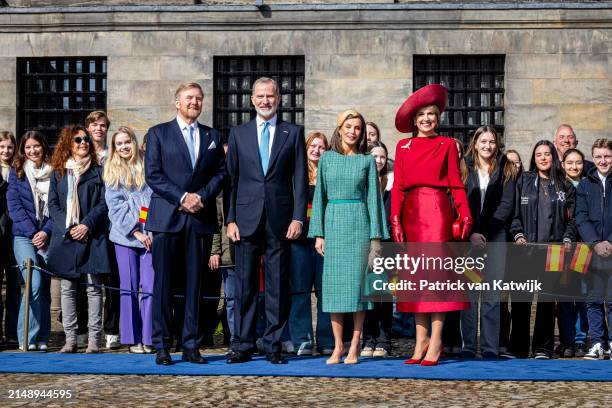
[[0, 373, 610, 407], [1, 293, 610, 406]]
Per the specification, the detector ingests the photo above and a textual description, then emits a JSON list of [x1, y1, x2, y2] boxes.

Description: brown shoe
[[60, 343, 77, 353]]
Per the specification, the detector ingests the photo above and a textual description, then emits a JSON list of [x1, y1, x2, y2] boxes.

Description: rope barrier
[[10, 263, 322, 301]]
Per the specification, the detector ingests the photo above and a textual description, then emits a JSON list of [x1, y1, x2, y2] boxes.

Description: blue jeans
[[13, 235, 50, 346], [557, 302, 577, 346], [586, 266, 612, 345], [221, 266, 237, 345], [574, 301, 588, 344], [461, 234, 506, 355], [288, 240, 333, 350]]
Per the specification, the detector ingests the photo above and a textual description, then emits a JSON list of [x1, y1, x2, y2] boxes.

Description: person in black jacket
[[460, 126, 518, 359], [575, 138, 612, 360], [47, 125, 111, 354], [510, 140, 576, 359]]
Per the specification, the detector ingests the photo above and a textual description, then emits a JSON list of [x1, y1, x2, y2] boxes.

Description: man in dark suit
[[226, 77, 308, 364], [553, 124, 595, 172], [145, 82, 226, 365]]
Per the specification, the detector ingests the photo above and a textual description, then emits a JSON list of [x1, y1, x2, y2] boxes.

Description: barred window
[[413, 55, 505, 146], [17, 57, 107, 145], [213, 56, 305, 141]]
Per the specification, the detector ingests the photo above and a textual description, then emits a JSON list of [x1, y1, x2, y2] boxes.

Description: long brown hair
[[51, 124, 98, 176], [453, 138, 469, 185], [505, 149, 523, 181], [305, 131, 328, 185], [0, 130, 17, 166], [14, 131, 51, 179], [466, 125, 500, 176]]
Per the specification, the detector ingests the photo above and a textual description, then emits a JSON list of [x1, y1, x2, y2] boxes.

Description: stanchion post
[[22, 258, 32, 352]]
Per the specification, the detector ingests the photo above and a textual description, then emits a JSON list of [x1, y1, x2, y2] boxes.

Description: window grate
[[17, 57, 107, 146], [413, 55, 505, 147], [213, 56, 305, 141]]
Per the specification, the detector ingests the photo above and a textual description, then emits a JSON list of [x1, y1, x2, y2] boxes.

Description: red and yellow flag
[[545, 244, 565, 272], [569, 243, 592, 274], [464, 267, 484, 284], [306, 203, 312, 221], [139, 206, 148, 224]]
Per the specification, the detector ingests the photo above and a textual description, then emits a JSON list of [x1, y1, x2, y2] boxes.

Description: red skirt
[[396, 187, 469, 313]]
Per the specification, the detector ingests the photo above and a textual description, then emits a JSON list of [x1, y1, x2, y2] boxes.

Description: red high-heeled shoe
[[404, 345, 429, 365], [420, 358, 439, 366]]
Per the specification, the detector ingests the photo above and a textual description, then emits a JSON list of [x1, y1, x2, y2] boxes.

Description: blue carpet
[[1, 353, 611, 381]]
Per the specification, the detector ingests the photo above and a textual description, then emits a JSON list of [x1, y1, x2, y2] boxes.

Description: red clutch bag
[[452, 219, 462, 241]]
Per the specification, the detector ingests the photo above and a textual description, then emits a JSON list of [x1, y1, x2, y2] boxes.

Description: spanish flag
[[464, 267, 484, 284], [545, 244, 565, 272], [569, 243, 592, 275], [306, 203, 312, 221], [139, 206, 148, 224]]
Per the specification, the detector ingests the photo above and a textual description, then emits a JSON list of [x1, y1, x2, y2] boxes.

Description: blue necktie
[[186, 125, 196, 167], [259, 121, 270, 175]]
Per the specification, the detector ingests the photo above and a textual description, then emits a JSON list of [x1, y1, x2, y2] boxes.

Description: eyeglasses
[[73, 136, 91, 145]]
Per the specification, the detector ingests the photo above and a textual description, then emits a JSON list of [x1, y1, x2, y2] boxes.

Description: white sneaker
[[296, 342, 313, 356], [105, 334, 120, 349], [360, 346, 374, 357], [281, 340, 295, 353], [77, 334, 88, 348], [129, 343, 145, 354], [19, 344, 37, 351], [372, 347, 389, 358], [37, 343, 48, 352], [584, 342, 605, 360]]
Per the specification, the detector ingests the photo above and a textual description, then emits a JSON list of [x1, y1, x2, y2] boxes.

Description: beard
[[254, 105, 277, 119]]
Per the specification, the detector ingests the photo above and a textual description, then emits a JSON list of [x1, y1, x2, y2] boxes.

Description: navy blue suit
[[145, 118, 226, 351], [226, 117, 308, 354]]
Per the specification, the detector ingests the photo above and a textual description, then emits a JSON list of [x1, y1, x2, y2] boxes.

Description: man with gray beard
[[225, 77, 308, 364]]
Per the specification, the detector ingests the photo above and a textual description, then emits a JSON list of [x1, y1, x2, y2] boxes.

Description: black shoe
[[575, 343, 587, 358], [181, 349, 208, 364], [266, 352, 287, 364], [226, 350, 252, 364], [155, 348, 173, 365]]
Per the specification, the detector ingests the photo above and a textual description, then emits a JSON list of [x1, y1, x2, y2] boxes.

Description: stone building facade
[[0, 0, 610, 160]]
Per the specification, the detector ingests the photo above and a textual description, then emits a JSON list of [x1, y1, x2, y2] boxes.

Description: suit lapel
[[170, 120, 194, 171], [268, 120, 289, 173], [193, 123, 212, 172], [245, 120, 263, 177]]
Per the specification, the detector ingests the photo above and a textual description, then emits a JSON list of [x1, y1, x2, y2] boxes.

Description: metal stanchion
[[22, 258, 32, 352]]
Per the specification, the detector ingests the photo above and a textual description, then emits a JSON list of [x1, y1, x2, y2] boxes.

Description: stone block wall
[[0, 5, 609, 161]]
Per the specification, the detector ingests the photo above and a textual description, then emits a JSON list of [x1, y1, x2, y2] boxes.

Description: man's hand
[[594, 241, 612, 258], [515, 237, 527, 246], [226, 222, 240, 242], [70, 224, 89, 242], [180, 193, 204, 213], [286, 220, 303, 240], [470, 233, 486, 250], [32, 231, 49, 249], [315, 237, 325, 256], [209, 254, 221, 270], [134, 231, 152, 251]]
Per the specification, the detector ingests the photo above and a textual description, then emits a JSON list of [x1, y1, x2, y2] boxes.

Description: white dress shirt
[[176, 115, 200, 163], [256, 114, 277, 156], [597, 171, 608, 197]]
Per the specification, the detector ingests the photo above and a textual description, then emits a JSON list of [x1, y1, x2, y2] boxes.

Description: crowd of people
[[0, 79, 611, 367]]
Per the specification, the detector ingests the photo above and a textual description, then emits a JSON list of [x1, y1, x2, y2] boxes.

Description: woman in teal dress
[[308, 109, 389, 364]]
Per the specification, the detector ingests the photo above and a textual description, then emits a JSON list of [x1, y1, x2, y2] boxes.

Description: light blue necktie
[[186, 125, 196, 167], [259, 121, 270, 175]]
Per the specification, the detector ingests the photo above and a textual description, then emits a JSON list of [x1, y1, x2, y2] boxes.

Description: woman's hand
[[70, 224, 89, 242], [515, 237, 527, 246], [470, 233, 486, 250], [390, 215, 405, 243], [31, 231, 48, 249], [594, 241, 612, 258], [315, 237, 325, 256], [134, 231, 152, 251]]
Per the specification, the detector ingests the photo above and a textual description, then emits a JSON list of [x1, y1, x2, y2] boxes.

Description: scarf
[[1, 162, 10, 182], [65, 156, 92, 228], [23, 160, 53, 222]]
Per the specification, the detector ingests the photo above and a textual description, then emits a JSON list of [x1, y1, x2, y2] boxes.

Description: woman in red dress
[[391, 84, 473, 366]]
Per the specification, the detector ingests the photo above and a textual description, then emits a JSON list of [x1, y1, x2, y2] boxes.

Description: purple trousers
[[115, 244, 154, 346]]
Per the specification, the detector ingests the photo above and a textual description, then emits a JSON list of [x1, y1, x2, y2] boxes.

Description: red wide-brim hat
[[395, 84, 449, 133]]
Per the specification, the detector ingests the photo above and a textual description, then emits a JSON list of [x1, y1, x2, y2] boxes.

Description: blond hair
[[174, 82, 203, 100], [305, 132, 329, 185], [103, 126, 146, 190]]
